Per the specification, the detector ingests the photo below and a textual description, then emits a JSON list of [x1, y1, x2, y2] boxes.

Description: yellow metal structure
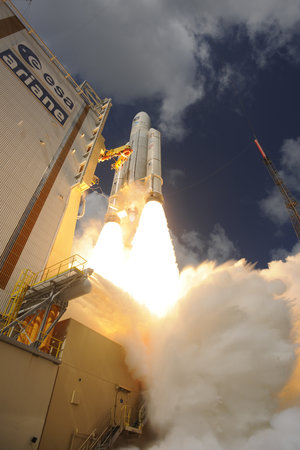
[[121, 404, 131, 428], [2, 255, 86, 329], [36, 254, 86, 285], [99, 144, 132, 171], [121, 403, 145, 433], [15, 319, 63, 359], [2, 269, 34, 327]]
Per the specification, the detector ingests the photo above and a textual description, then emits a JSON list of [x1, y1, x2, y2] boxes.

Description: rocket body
[[146, 127, 162, 202], [128, 112, 151, 183], [106, 112, 163, 221]]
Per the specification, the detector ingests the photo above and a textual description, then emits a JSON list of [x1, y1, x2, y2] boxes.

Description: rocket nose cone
[[132, 111, 151, 129], [134, 111, 150, 120]]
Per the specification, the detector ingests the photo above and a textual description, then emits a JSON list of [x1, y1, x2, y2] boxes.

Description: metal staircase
[[91, 424, 122, 450], [75, 403, 147, 450]]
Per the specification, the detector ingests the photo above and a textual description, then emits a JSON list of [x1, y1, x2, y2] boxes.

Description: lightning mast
[[254, 139, 300, 242]]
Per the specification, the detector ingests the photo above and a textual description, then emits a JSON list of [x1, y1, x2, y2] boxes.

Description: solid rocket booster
[[106, 112, 163, 221], [128, 111, 151, 183], [146, 127, 163, 203]]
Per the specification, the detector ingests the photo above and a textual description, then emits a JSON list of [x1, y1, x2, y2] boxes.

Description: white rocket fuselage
[[107, 112, 163, 221]]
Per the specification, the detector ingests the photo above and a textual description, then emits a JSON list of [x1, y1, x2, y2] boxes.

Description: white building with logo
[[0, 0, 111, 311]]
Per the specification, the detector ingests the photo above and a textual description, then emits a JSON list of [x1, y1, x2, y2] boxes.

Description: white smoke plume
[[172, 224, 239, 269], [117, 255, 300, 449], [70, 213, 300, 449], [68, 187, 300, 449], [64, 273, 153, 380], [72, 191, 108, 261]]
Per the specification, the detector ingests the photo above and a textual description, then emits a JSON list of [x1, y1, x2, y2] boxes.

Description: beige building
[[0, 318, 142, 450], [0, 333, 58, 450]]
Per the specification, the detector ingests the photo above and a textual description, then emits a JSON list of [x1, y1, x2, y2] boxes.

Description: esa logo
[[18, 44, 42, 70], [18, 44, 74, 111], [0, 44, 74, 125]]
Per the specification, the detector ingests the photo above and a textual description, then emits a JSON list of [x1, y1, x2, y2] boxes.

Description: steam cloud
[[118, 255, 300, 449], [72, 192, 108, 261], [70, 199, 300, 449]]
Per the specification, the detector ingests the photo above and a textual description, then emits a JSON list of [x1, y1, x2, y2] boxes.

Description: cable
[[236, 97, 257, 140], [170, 97, 260, 196], [172, 140, 252, 194]]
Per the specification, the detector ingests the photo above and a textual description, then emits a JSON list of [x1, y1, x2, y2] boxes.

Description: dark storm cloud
[[14, 0, 300, 138]]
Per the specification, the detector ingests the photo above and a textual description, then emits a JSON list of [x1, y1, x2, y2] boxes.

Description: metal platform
[[19, 266, 91, 316], [0, 255, 93, 358]]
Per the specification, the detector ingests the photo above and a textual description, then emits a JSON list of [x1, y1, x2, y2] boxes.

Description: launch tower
[[0, 0, 111, 314], [255, 139, 300, 241]]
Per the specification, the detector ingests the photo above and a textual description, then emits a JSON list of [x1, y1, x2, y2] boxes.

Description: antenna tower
[[254, 139, 300, 242]]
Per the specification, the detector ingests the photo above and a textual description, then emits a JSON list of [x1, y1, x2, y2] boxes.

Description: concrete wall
[[39, 319, 141, 450], [0, 319, 142, 450], [0, 338, 58, 450]]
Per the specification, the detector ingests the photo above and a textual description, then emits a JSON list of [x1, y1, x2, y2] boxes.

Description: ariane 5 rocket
[[105, 112, 163, 223]]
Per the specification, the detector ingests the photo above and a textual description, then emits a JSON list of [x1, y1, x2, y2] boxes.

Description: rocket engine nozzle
[[145, 191, 164, 204]]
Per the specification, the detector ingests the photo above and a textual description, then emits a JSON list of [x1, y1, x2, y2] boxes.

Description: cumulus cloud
[[173, 224, 239, 269], [207, 224, 239, 262], [14, 0, 300, 139], [271, 242, 300, 261], [281, 137, 300, 175], [260, 188, 289, 225], [260, 137, 300, 228]]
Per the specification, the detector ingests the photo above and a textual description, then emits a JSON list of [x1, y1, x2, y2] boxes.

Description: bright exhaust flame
[[88, 221, 126, 286], [88, 201, 179, 317], [125, 201, 179, 316]]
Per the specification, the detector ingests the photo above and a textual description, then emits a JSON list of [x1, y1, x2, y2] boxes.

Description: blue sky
[[15, 0, 300, 267]]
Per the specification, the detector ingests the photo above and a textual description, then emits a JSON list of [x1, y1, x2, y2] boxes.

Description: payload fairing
[[105, 112, 163, 223]]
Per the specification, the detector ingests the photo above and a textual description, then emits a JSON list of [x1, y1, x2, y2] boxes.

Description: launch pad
[[0, 1, 163, 448]]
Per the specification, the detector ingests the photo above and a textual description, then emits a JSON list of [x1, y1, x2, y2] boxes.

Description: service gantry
[[254, 139, 300, 242]]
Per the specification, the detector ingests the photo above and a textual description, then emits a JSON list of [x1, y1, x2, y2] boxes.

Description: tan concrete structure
[[0, 319, 141, 450], [0, 337, 59, 450], [40, 319, 141, 450]]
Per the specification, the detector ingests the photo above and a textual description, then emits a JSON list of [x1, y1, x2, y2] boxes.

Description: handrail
[[1, 254, 87, 329], [88, 411, 115, 450], [32, 254, 86, 285], [76, 409, 112, 450], [77, 428, 96, 450], [70, 401, 145, 450]]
